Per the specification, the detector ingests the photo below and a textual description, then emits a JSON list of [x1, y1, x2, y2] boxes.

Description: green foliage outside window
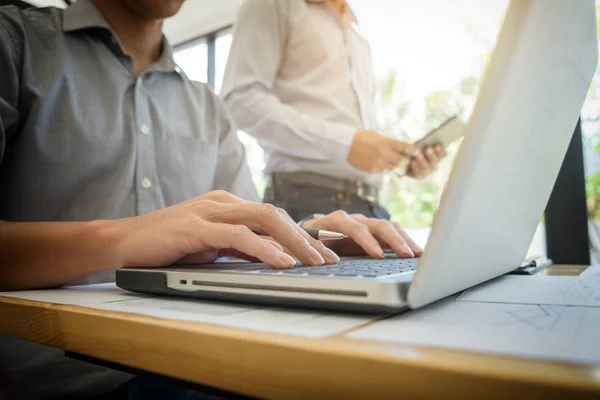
[[582, 7, 600, 221], [376, 71, 480, 227]]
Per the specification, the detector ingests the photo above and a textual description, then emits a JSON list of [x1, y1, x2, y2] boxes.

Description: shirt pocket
[[155, 130, 219, 205]]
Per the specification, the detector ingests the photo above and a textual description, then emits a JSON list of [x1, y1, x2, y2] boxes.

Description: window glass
[[173, 41, 208, 83]]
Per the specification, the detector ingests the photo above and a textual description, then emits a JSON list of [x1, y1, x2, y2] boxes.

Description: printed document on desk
[[347, 297, 600, 365], [0, 283, 379, 338], [456, 275, 600, 307], [580, 265, 600, 278]]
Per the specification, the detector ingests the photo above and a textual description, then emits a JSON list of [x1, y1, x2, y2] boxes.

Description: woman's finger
[[424, 146, 440, 167]]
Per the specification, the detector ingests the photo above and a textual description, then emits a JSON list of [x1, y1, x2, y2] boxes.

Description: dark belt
[[269, 171, 379, 203]]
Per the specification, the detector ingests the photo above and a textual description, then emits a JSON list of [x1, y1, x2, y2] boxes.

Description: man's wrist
[[84, 218, 128, 269]]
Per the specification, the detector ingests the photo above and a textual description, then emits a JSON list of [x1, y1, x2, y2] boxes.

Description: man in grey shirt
[[0, 0, 421, 398]]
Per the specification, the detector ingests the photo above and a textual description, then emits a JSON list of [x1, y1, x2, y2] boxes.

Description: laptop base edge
[[116, 269, 408, 314]]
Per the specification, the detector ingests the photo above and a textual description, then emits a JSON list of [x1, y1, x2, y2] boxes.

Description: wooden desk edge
[[1, 295, 599, 400]]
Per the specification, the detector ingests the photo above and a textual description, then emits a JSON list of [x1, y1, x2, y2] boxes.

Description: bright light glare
[[349, 0, 508, 100]]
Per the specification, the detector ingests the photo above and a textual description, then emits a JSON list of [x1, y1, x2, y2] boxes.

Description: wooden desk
[[1, 265, 599, 400]]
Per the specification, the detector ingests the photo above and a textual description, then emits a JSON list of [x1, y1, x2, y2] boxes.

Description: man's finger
[[350, 215, 414, 258], [326, 213, 385, 258], [204, 190, 249, 205], [362, 219, 414, 258], [392, 222, 423, 256], [199, 221, 297, 269], [176, 249, 220, 265], [176, 248, 264, 264], [277, 209, 340, 264], [209, 203, 325, 266], [195, 197, 335, 264], [218, 248, 262, 262]]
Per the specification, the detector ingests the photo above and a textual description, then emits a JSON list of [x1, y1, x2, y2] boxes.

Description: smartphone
[[414, 116, 465, 149], [392, 116, 465, 176]]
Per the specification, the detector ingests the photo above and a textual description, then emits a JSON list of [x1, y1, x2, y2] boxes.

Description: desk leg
[[64, 351, 259, 400]]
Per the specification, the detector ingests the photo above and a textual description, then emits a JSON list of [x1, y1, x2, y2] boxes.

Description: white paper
[[456, 275, 600, 307], [347, 298, 600, 365], [580, 265, 600, 278], [0, 283, 150, 306], [0, 284, 377, 338]]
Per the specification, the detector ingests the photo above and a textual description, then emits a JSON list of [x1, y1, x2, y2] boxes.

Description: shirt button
[[140, 124, 150, 135], [174, 65, 182, 74], [141, 178, 152, 189]]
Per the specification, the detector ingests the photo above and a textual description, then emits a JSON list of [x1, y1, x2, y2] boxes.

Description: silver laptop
[[117, 0, 598, 313]]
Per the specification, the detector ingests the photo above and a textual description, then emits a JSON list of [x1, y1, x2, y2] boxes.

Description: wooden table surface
[[1, 265, 599, 400]]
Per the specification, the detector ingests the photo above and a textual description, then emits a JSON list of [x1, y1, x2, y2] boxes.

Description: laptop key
[[303, 269, 330, 273]]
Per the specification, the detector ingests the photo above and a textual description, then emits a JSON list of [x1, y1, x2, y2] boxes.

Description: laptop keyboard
[[222, 258, 419, 278]]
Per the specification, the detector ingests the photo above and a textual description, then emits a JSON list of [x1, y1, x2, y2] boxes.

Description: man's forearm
[[0, 220, 122, 290]]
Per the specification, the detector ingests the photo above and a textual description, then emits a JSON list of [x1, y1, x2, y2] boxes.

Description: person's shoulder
[[188, 79, 213, 95], [0, 6, 63, 46], [187, 80, 224, 111], [0, 5, 63, 29], [184, 80, 236, 136], [239, 0, 295, 18]]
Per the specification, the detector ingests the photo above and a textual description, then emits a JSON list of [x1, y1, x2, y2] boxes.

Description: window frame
[[544, 118, 591, 265], [173, 26, 233, 89]]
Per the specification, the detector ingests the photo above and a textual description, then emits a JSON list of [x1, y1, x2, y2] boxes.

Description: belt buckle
[[356, 181, 377, 203]]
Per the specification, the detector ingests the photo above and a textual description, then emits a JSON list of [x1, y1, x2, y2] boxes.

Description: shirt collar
[[62, 0, 182, 76], [62, 0, 112, 33], [151, 38, 181, 74]]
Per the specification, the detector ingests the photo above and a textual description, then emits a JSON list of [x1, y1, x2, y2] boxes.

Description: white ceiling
[[23, 0, 244, 46]]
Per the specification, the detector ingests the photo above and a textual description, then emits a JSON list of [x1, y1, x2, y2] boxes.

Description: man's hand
[[107, 190, 340, 270], [407, 144, 447, 179], [302, 211, 422, 259], [347, 130, 415, 173]]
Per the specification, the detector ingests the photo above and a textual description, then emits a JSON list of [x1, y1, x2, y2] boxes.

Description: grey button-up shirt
[[0, 1, 257, 398], [0, 1, 258, 225]]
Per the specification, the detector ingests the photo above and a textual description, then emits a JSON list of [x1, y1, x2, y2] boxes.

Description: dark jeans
[[89, 377, 227, 400], [263, 182, 391, 222]]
